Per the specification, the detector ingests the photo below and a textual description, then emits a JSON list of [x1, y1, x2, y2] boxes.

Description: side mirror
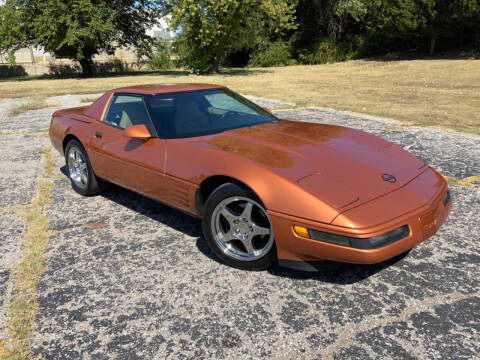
[[262, 107, 272, 114], [124, 124, 152, 140]]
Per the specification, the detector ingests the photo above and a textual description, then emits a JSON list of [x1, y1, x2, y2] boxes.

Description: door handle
[[95, 131, 103, 138]]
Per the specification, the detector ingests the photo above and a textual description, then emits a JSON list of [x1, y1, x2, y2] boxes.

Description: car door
[[89, 93, 167, 201]]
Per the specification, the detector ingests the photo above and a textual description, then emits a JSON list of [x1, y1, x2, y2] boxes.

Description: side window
[[104, 95, 151, 130], [143, 95, 176, 137]]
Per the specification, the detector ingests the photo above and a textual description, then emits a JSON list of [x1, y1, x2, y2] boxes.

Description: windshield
[[144, 88, 279, 139]]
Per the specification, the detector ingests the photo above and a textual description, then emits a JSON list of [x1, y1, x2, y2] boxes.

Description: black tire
[[65, 139, 107, 196], [202, 183, 277, 270]]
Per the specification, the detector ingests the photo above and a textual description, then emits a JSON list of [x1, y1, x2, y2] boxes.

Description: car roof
[[110, 83, 224, 95]]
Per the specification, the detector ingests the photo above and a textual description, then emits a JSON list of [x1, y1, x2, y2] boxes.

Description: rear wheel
[[65, 140, 106, 196], [202, 183, 277, 270]]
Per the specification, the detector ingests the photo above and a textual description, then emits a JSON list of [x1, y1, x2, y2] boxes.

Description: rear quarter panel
[[49, 107, 93, 156], [50, 92, 112, 156]]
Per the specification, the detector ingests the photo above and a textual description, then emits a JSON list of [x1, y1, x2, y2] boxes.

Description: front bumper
[[269, 176, 452, 268]]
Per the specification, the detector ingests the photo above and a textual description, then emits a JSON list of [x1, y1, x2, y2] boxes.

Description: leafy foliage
[[0, 1, 29, 66], [0, 0, 161, 76], [292, 0, 480, 60], [167, 0, 297, 73], [1, 0, 479, 76], [298, 40, 347, 64], [248, 42, 296, 67], [109, 58, 127, 73], [359, 0, 480, 54], [149, 39, 173, 70]]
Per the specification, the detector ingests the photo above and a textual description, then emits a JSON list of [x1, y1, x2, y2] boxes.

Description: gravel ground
[[0, 94, 479, 359], [243, 95, 293, 110]]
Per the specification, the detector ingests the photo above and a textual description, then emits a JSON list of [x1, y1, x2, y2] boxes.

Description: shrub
[[94, 58, 126, 74], [111, 58, 126, 72], [149, 53, 172, 70], [248, 41, 296, 67], [298, 40, 347, 65], [172, 35, 214, 73], [0, 64, 28, 77], [48, 63, 81, 75], [149, 38, 173, 70]]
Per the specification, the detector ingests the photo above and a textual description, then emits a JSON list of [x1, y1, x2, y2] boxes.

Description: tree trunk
[[429, 34, 436, 55], [79, 57, 94, 77], [211, 36, 228, 74], [211, 57, 220, 74]]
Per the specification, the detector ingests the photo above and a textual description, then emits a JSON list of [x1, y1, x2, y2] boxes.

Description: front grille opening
[[443, 190, 451, 207]]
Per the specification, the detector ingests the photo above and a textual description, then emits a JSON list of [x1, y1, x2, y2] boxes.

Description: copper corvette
[[49, 84, 452, 271]]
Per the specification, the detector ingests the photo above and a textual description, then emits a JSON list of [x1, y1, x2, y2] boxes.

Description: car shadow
[[103, 185, 203, 238], [60, 165, 410, 285], [266, 252, 409, 284], [60, 165, 201, 237], [195, 234, 409, 285]]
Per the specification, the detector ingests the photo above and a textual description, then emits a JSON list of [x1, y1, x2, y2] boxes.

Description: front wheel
[[202, 183, 277, 270]]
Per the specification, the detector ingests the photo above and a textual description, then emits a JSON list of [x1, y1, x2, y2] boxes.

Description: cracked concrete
[[0, 94, 478, 359]]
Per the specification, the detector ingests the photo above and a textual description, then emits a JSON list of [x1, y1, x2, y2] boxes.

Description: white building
[[147, 16, 175, 40]]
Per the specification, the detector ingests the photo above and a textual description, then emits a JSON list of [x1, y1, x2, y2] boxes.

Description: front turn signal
[[293, 226, 310, 238]]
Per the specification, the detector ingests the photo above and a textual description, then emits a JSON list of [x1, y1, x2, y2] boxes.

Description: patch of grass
[[444, 175, 480, 189], [0, 60, 479, 134], [8, 97, 59, 118], [0, 129, 49, 136], [80, 96, 99, 103], [294, 101, 309, 108], [1, 149, 54, 360]]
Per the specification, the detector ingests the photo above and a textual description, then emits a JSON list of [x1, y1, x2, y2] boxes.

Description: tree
[[168, 0, 297, 73], [0, 0, 162, 77], [291, 0, 371, 55], [362, 0, 480, 55], [332, 0, 369, 40], [368, 0, 425, 50], [418, 0, 480, 54], [0, 0, 29, 66]]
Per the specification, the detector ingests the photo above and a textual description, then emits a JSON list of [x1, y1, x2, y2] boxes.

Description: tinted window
[[144, 89, 278, 138], [104, 95, 152, 130], [204, 92, 257, 115]]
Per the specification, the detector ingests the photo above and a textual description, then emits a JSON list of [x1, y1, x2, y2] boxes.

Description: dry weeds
[[1, 60, 479, 134]]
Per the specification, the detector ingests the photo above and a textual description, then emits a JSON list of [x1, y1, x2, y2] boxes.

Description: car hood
[[202, 120, 426, 210]]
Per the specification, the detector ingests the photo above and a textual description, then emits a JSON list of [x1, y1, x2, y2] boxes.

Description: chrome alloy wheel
[[67, 147, 88, 189], [211, 196, 274, 261]]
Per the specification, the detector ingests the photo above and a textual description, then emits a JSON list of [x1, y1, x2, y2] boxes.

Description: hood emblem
[[382, 174, 397, 183]]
